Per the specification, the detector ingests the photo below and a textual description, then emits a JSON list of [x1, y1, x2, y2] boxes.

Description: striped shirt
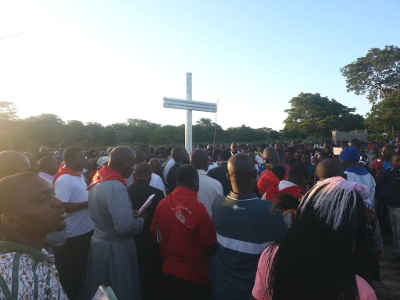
[[212, 192, 287, 300], [0, 241, 68, 300]]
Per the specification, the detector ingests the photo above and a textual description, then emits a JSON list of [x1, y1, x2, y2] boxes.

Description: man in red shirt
[[151, 165, 217, 300]]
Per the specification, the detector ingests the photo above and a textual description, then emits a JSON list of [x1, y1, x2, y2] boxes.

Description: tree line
[[0, 108, 280, 151], [1, 45, 399, 150]]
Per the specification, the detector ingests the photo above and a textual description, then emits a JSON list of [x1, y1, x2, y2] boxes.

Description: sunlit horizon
[[1, 1, 400, 130]]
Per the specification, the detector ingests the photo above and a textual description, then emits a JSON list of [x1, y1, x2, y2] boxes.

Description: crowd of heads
[[3, 137, 400, 214], [1, 137, 399, 299], [4, 139, 400, 210]]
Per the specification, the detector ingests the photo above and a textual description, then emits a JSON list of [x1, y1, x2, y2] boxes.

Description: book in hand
[[92, 285, 118, 300], [137, 194, 156, 216]]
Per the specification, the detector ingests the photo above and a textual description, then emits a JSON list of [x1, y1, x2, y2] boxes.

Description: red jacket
[[257, 170, 280, 201], [151, 186, 216, 284]]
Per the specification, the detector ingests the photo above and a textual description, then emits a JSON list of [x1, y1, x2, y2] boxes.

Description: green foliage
[[22, 114, 65, 148], [193, 118, 222, 144], [341, 45, 400, 104], [0, 109, 281, 151], [365, 89, 400, 134], [284, 93, 364, 138]]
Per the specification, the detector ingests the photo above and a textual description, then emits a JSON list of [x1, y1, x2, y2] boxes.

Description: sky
[[1, 0, 399, 130]]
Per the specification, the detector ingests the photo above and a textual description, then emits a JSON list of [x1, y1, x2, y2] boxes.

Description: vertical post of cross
[[185, 72, 193, 155]]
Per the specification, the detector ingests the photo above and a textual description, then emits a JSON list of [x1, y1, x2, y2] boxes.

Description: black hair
[[316, 158, 344, 180], [176, 165, 199, 192], [38, 155, 58, 175], [108, 146, 136, 178], [267, 182, 368, 300], [263, 147, 281, 167], [135, 150, 147, 164], [172, 147, 189, 164], [134, 162, 152, 180], [228, 154, 257, 193], [0, 172, 38, 213], [63, 147, 82, 166], [275, 194, 299, 211], [287, 161, 308, 187], [191, 150, 209, 170], [149, 158, 162, 176], [272, 166, 286, 181], [213, 149, 224, 161]]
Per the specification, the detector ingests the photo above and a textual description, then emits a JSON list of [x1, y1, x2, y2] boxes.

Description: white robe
[[87, 180, 144, 300]]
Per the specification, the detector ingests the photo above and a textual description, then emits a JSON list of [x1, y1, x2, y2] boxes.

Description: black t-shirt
[[166, 164, 180, 194], [207, 163, 231, 196]]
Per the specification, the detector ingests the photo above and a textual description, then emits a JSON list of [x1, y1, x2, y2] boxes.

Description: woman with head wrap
[[252, 176, 377, 300]]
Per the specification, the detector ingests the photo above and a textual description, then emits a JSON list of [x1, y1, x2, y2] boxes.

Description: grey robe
[[87, 180, 144, 300]]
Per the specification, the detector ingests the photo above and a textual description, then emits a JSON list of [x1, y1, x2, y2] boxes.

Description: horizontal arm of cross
[[163, 97, 217, 113]]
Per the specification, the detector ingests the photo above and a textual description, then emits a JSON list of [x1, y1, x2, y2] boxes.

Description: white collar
[[279, 180, 297, 191], [198, 169, 208, 175]]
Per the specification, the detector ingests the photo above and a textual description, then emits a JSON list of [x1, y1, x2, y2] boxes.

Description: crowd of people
[[0, 138, 400, 300]]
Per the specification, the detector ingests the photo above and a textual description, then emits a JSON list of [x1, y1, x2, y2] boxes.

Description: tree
[[64, 120, 87, 145], [284, 93, 364, 138], [26, 114, 64, 124], [259, 127, 280, 140], [196, 118, 213, 128], [110, 123, 132, 144], [0, 101, 17, 120], [149, 125, 184, 145], [341, 45, 400, 104], [127, 119, 160, 144], [127, 119, 159, 129], [193, 118, 223, 144], [365, 88, 400, 133], [0, 102, 18, 149], [22, 114, 65, 147]]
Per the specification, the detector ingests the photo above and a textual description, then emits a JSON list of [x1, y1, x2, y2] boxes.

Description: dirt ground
[[374, 245, 400, 300]]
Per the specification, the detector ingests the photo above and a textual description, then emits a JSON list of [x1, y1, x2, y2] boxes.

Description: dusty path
[[374, 245, 400, 300]]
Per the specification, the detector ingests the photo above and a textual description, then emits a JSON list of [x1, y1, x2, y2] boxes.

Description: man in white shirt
[[150, 172, 166, 196], [53, 147, 94, 300], [191, 150, 223, 217], [38, 155, 58, 185], [163, 156, 175, 182]]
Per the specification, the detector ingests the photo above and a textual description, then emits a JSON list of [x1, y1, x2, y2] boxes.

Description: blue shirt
[[212, 192, 287, 300]]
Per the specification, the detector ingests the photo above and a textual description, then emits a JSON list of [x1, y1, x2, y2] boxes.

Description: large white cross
[[163, 73, 217, 155]]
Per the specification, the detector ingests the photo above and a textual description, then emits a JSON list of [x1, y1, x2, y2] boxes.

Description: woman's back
[[252, 176, 378, 300], [252, 246, 377, 300]]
